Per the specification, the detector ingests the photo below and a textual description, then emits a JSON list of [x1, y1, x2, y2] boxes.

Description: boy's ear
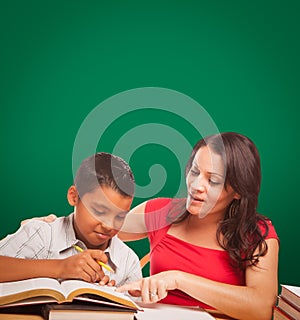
[[67, 185, 79, 206]]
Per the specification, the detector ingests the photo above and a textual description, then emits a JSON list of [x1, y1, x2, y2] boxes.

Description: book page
[[0, 296, 57, 308], [74, 296, 138, 310], [0, 278, 64, 301], [60, 280, 139, 309]]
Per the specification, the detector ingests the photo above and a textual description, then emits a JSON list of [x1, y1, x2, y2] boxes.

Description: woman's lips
[[189, 193, 205, 203]]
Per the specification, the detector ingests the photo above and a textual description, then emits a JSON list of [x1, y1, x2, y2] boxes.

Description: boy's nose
[[99, 218, 115, 231]]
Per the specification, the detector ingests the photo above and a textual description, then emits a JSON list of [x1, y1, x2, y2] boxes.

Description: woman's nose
[[191, 176, 206, 192]]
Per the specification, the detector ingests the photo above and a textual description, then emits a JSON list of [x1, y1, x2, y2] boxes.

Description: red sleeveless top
[[145, 198, 279, 308]]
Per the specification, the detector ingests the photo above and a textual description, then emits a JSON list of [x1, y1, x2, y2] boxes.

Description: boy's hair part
[[74, 152, 135, 199]]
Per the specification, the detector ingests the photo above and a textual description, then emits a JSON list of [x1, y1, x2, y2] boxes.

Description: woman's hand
[[116, 271, 179, 303], [21, 214, 57, 226]]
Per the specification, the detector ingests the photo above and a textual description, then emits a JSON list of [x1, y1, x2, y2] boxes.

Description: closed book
[[0, 315, 43, 320], [277, 296, 300, 320], [280, 284, 300, 310], [273, 306, 293, 320], [0, 304, 44, 320], [135, 303, 216, 320], [42, 302, 136, 320]]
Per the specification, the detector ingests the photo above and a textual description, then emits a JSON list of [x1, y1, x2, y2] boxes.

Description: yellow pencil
[[73, 244, 114, 273]]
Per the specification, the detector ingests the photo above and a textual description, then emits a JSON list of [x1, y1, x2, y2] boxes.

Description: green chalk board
[[0, 1, 299, 283]]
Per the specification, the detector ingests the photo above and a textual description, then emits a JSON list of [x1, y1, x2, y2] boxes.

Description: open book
[[0, 278, 140, 311]]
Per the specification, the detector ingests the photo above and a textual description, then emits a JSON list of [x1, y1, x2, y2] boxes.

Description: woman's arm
[[118, 201, 149, 241], [176, 239, 279, 320], [117, 238, 279, 320]]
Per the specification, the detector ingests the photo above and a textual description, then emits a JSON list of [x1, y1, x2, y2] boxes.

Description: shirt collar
[[56, 213, 78, 253], [103, 238, 118, 272]]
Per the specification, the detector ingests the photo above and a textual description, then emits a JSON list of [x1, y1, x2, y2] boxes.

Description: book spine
[[281, 286, 300, 309], [279, 295, 300, 313], [273, 306, 293, 320]]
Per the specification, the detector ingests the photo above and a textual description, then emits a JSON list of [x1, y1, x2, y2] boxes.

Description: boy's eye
[[92, 209, 105, 217], [116, 215, 126, 221], [190, 168, 199, 175], [116, 212, 127, 220]]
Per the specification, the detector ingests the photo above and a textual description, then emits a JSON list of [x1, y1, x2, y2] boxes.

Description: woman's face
[[186, 146, 239, 219]]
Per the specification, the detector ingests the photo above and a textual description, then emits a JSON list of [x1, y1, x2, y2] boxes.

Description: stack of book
[[0, 277, 216, 320], [273, 284, 300, 320]]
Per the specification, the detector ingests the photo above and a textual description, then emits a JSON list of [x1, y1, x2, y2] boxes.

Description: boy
[[0, 152, 142, 286]]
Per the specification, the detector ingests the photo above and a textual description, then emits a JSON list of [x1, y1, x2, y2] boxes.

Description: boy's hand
[[21, 214, 57, 226], [99, 276, 116, 287], [59, 249, 109, 283]]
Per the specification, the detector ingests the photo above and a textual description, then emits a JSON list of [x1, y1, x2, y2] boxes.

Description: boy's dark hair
[[74, 152, 135, 198]]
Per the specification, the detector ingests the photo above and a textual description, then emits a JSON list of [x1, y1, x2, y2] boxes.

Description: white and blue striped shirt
[[0, 213, 142, 286]]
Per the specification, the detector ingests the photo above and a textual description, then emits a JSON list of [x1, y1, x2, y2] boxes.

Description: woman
[[116, 132, 279, 320]]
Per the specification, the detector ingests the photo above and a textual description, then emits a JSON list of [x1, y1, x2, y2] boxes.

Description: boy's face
[[69, 185, 132, 250]]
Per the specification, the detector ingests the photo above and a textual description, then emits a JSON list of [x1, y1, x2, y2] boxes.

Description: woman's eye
[[209, 179, 221, 186]]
